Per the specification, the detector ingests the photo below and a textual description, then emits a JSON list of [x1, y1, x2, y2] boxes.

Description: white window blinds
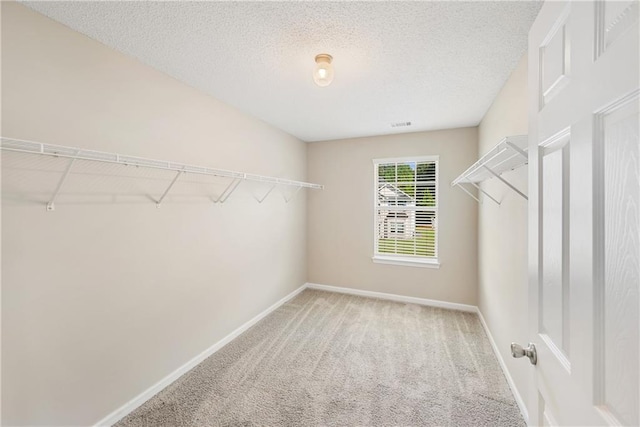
[[374, 157, 438, 263]]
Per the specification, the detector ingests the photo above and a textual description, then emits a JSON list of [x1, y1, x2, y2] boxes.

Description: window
[[389, 221, 405, 235], [373, 156, 439, 268]]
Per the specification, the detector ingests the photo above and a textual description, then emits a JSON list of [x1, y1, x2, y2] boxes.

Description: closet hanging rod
[[0, 137, 324, 190]]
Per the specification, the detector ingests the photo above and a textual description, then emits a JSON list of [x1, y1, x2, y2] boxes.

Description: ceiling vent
[[391, 121, 412, 128]]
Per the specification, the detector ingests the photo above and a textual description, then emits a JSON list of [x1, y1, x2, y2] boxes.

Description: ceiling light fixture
[[313, 54, 334, 87]]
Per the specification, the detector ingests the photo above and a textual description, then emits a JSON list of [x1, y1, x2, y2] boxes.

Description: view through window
[[374, 157, 438, 263]]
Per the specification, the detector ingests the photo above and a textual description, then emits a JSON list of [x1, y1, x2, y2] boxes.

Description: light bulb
[[313, 54, 334, 87]]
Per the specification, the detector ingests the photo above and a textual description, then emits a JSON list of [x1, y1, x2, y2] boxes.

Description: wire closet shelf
[[451, 135, 528, 205], [0, 137, 323, 211]]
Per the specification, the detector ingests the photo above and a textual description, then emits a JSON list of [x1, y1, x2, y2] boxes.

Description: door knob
[[511, 342, 537, 365]]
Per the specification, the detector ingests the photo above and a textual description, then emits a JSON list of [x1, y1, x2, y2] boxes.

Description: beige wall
[[307, 128, 478, 305], [477, 53, 529, 417], [1, 4, 308, 425]]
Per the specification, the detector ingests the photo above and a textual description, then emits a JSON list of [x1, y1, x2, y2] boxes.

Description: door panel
[[538, 4, 570, 109], [529, 1, 639, 425], [595, 1, 639, 58], [541, 138, 570, 363], [596, 94, 639, 426]]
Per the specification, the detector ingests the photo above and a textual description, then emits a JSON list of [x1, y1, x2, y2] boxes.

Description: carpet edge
[[305, 282, 477, 312], [94, 283, 308, 427]]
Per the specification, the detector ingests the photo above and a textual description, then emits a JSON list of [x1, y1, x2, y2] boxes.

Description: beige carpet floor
[[115, 289, 525, 426]]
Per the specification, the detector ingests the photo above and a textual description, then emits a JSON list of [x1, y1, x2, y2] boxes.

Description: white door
[[528, 0, 639, 425]]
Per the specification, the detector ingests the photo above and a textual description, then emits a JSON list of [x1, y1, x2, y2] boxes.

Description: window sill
[[372, 255, 440, 269]]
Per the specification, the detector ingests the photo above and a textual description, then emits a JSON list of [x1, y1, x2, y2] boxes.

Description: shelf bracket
[[505, 140, 528, 159], [455, 183, 481, 203], [284, 186, 303, 203], [215, 178, 242, 204], [470, 182, 501, 205], [47, 156, 77, 211], [156, 170, 183, 208], [256, 184, 277, 203], [213, 178, 236, 203], [482, 165, 528, 200]]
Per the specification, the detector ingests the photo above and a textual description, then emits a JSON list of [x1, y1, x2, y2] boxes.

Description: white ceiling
[[22, 1, 542, 142]]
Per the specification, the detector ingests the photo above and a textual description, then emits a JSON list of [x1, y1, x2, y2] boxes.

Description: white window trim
[[372, 255, 441, 269], [372, 155, 440, 267], [373, 155, 440, 164]]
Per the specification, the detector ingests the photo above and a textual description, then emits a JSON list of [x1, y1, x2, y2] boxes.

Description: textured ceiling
[[22, 1, 542, 142]]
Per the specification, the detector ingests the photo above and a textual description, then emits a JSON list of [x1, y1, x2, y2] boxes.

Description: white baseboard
[[305, 282, 477, 313], [95, 282, 527, 426], [476, 309, 529, 425], [94, 283, 307, 426]]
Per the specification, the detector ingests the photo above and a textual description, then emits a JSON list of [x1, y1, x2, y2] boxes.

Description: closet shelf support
[[482, 165, 528, 200], [213, 178, 237, 203], [505, 140, 528, 159], [456, 183, 482, 204], [284, 186, 303, 203], [256, 184, 277, 203], [216, 178, 243, 204], [156, 170, 184, 208], [47, 156, 77, 212], [470, 182, 501, 205]]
